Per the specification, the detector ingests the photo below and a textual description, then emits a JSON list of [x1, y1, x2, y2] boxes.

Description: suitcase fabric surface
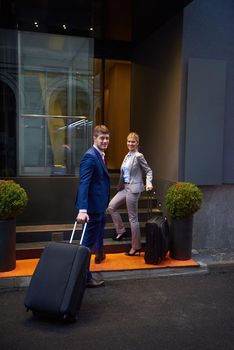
[[144, 216, 169, 265], [24, 241, 90, 321]]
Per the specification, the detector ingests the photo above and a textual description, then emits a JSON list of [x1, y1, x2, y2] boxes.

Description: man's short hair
[[93, 125, 110, 137]]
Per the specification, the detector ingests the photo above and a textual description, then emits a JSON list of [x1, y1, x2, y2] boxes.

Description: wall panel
[[185, 58, 226, 185]]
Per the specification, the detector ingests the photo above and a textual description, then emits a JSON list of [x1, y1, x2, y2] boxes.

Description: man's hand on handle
[[76, 212, 89, 223]]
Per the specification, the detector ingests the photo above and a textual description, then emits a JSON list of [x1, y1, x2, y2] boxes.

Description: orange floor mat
[[0, 253, 199, 278], [90, 253, 199, 272]]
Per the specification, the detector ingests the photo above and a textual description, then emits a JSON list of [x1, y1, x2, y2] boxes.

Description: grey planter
[[0, 219, 16, 272], [169, 215, 193, 260]]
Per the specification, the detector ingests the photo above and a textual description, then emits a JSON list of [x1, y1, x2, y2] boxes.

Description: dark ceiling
[[0, 0, 192, 43]]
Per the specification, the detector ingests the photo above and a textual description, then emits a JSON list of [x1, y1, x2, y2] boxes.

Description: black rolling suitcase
[[24, 222, 90, 322], [144, 216, 169, 265], [144, 192, 169, 265]]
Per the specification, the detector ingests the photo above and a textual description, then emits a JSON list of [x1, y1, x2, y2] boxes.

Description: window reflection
[[18, 31, 94, 176]]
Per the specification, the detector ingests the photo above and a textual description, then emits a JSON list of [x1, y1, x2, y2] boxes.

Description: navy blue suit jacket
[[76, 147, 110, 213]]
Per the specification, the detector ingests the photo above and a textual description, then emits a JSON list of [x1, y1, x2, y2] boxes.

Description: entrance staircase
[[16, 173, 162, 260]]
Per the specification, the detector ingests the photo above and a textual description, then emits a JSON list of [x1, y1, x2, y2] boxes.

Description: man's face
[[93, 133, 110, 151]]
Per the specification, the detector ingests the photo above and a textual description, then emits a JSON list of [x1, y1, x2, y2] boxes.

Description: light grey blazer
[[118, 151, 153, 193]]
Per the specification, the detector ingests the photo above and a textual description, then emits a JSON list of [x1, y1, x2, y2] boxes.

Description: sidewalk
[[1, 268, 234, 350], [192, 247, 234, 272], [1, 248, 234, 290]]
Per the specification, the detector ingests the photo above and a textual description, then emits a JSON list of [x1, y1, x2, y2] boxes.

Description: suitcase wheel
[[63, 314, 78, 323], [32, 310, 40, 318]]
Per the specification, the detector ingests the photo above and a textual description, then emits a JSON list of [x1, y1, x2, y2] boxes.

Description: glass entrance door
[[18, 31, 94, 176]]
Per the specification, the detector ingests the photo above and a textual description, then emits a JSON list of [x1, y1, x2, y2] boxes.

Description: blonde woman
[[108, 132, 153, 256]]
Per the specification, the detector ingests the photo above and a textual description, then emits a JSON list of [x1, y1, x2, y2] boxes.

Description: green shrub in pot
[[0, 180, 28, 271], [165, 182, 202, 218], [0, 180, 28, 220], [165, 182, 202, 260]]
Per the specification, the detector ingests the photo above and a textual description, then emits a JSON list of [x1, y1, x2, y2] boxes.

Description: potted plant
[[165, 182, 202, 260], [0, 180, 28, 271]]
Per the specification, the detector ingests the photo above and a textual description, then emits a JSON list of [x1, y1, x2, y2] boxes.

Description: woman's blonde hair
[[127, 132, 139, 143]]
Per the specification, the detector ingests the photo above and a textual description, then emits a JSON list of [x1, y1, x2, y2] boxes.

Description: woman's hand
[[146, 185, 153, 191]]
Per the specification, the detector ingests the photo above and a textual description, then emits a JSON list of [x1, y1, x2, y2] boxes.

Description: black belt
[[124, 182, 130, 184]]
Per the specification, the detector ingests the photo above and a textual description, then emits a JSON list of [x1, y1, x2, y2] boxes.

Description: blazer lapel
[[128, 154, 136, 178], [92, 147, 109, 176]]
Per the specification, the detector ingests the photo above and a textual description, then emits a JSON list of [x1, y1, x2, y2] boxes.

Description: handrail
[[21, 114, 87, 119]]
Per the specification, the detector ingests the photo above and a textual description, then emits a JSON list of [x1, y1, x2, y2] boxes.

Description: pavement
[[0, 247, 234, 290], [191, 247, 234, 271], [0, 254, 234, 350]]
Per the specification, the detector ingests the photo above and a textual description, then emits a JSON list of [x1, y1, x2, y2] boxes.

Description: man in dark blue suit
[[76, 125, 110, 287]]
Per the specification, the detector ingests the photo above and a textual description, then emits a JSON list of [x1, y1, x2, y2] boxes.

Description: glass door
[[18, 31, 94, 176]]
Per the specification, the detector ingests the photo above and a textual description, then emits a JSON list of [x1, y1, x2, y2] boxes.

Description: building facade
[[0, 0, 233, 248]]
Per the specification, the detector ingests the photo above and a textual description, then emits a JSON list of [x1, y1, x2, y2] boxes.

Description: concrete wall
[[105, 62, 131, 169], [131, 0, 234, 248], [182, 0, 234, 183], [184, 58, 226, 185], [131, 13, 183, 184], [193, 185, 234, 248], [14, 177, 78, 225], [181, 0, 234, 247]]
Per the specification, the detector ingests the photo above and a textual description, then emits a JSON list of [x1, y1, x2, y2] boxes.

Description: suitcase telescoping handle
[[147, 190, 157, 219], [147, 191, 162, 219], [69, 221, 87, 245]]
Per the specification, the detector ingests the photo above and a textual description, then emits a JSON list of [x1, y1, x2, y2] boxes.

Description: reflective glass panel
[[18, 31, 94, 176]]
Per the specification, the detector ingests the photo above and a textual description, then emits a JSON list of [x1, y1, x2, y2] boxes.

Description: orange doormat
[[0, 253, 199, 278], [90, 253, 199, 272]]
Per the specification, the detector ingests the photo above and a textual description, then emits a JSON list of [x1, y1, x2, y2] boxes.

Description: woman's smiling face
[[127, 137, 139, 152]]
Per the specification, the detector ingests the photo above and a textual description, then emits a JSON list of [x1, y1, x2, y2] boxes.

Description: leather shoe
[[95, 253, 106, 264], [86, 278, 105, 288], [112, 233, 127, 241], [125, 249, 141, 256]]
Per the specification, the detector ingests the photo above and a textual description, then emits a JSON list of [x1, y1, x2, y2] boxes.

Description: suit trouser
[[108, 185, 141, 250], [81, 212, 106, 281]]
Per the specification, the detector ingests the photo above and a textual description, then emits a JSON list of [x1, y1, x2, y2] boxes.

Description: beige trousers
[[108, 185, 141, 250]]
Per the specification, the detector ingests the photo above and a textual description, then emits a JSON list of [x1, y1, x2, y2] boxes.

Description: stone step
[[16, 222, 145, 243], [15, 210, 162, 259], [16, 208, 161, 243], [15, 179, 161, 259], [16, 237, 147, 260]]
